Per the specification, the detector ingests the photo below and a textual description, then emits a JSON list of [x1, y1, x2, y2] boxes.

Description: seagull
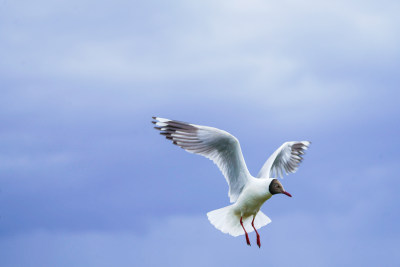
[[152, 117, 310, 248]]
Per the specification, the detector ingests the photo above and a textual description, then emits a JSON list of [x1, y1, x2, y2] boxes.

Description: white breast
[[232, 178, 272, 218]]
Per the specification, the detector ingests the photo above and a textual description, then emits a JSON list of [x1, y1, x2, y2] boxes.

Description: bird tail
[[207, 205, 271, 237]]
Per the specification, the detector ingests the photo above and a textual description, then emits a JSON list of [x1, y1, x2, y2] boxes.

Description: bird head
[[269, 179, 292, 197]]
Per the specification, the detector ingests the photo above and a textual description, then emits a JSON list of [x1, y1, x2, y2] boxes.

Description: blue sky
[[1, 0, 399, 266]]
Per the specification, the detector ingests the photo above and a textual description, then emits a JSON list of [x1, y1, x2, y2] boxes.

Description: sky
[[0, 0, 399, 266]]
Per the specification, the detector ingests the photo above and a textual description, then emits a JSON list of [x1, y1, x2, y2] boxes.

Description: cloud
[[1, 211, 398, 267], [2, 0, 397, 131], [2, 0, 399, 83], [0, 0, 399, 266]]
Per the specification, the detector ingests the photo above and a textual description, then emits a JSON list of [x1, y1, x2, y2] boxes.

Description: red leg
[[252, 216, 261, 248], [240, 217, 251, 246]]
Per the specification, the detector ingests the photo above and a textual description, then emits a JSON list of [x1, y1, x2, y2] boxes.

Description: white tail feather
[[207, 205, 271, 237]]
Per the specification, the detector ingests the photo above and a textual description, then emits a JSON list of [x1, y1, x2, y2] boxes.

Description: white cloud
[[2, 0, 399, 82], [1, 209, 398, 267], [0, 2, 399, 265], [2, 0, 396, 128]]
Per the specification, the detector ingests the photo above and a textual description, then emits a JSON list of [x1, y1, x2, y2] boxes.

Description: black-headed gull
[[152, 117, 310, 247]]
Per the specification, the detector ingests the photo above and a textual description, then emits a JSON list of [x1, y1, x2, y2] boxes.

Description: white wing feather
[[153, 117, 251, 203], [257, 141, 311, 179]]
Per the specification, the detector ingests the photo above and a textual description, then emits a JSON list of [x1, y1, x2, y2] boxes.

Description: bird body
[[207, 177, 273, 238], [234, 177, 272, 218], [152, 117, 310, 247]]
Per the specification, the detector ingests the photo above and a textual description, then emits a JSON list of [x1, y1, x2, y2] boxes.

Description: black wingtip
[[152, 116, 157, 120], [154, 126, 162, 130], [151, 121, 156, 124]]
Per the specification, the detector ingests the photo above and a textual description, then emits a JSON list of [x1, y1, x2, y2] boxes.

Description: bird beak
[[283, 191, 292, 197]]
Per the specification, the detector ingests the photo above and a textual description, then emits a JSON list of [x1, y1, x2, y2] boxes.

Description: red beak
[[283, 191, 292, 197]]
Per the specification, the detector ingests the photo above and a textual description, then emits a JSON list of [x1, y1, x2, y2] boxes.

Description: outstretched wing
[[257, 141, 311, 179], [152, 117, 251, 203]]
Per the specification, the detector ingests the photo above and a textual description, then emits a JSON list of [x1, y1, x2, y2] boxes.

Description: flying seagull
[[152, 117, 310, 248]]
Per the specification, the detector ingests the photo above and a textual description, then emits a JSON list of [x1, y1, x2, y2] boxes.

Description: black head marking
[[269, 179, 285, 195]]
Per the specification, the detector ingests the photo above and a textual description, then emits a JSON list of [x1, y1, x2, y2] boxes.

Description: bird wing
[[153, 117, 251, 203], [257, 141, 311, 179]]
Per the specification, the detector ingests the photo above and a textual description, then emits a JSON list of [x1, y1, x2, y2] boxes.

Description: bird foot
[[245, 234, 251, 246], [256, 235, 261, 248]]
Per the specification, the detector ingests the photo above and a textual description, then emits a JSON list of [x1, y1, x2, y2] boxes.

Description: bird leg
[[240, 217, 251, 246], [251, 216, 261, 248]]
